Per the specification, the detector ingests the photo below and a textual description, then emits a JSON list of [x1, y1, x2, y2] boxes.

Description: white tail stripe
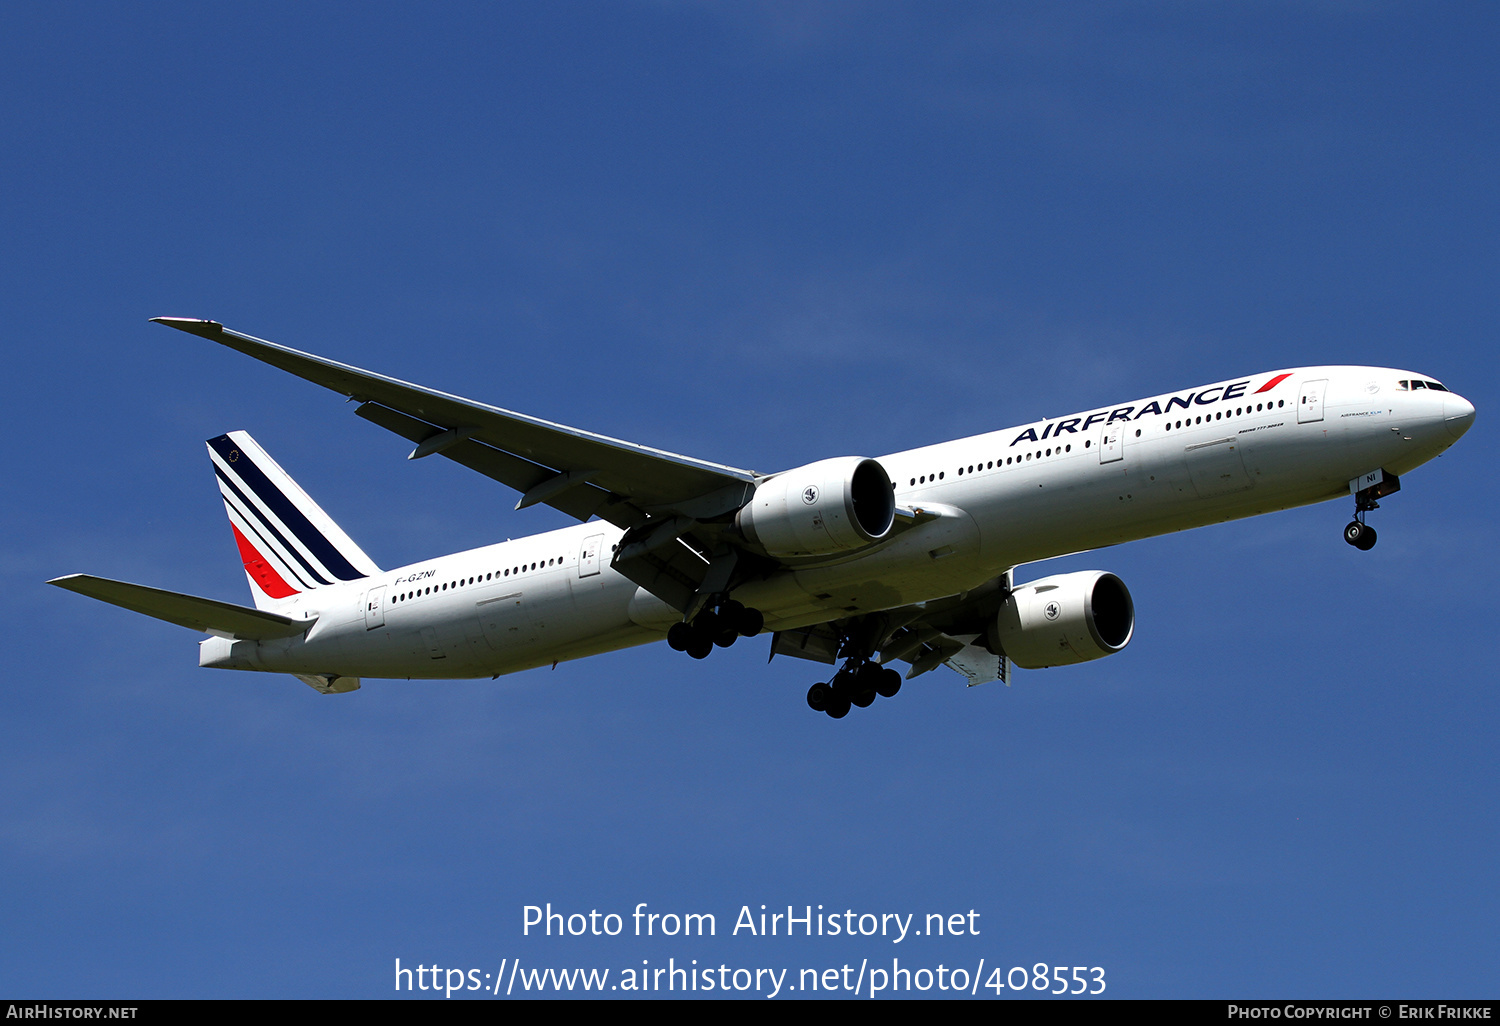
[[209, 432, 379, 580], [207, 431, 381, 611], [212, 453, 341, 587], [221, 500, 322, 593]]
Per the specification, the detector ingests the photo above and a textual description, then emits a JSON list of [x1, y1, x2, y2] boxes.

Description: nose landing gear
[[1345, 470, 1400, 551]]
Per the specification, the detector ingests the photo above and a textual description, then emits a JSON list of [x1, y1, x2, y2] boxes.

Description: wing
[[48, 574, 313, 641], [152, 317, 763, 611], [150, 318, 758, 529]]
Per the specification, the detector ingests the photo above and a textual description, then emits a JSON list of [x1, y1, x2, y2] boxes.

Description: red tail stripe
[[230, 523, 300, 599]]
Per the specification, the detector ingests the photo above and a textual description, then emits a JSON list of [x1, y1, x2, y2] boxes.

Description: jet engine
[[994, 570, 1134, 669], [736, 457, 896, 558]]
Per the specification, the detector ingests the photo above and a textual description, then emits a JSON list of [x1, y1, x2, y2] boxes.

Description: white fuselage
[[201, 366, 1472, 680]]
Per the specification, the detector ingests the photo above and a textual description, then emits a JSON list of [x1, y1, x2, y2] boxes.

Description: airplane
[[49, 318, 1476, 718]]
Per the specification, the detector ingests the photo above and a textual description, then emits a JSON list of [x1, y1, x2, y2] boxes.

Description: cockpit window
[[1425, 381, 1448, 392]]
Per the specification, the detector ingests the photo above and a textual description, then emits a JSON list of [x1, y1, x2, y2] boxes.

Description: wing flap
[[48, 574, 313, 640], [768, 622, 842, 665], [942, 635, 1010, 686], [292, 673, 361, 694], [354, 401, 642, 527]]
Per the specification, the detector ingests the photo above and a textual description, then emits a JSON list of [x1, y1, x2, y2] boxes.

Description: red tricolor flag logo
[[1255, 373, 1293, 394]]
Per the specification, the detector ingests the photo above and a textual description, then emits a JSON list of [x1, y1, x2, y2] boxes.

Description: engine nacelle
[[994, 570, 1134, 670], [736, 457, 896, 558]]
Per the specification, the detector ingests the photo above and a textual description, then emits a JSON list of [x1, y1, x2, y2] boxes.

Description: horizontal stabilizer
[[48, 574, 314, 640]]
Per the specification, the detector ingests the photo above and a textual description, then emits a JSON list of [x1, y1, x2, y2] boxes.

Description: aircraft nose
[[1444, 393, 1476, 439]]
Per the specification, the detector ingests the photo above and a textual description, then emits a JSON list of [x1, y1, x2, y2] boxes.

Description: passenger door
[[1298, 379, 1327, 424], [1099, 422, 1124, 464], [579, 534, 604, 578], [363, 585, 386, 629]]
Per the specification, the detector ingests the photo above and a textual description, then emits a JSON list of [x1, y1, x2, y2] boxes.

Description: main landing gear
[[666, 599, 764, 660], [805, 660, 903, 719]]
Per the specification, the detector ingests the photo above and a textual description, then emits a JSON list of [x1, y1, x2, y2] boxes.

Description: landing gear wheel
[[736, 607, 765, 637], [825, 694, 851, 719], [807, 682, 830, 712], [848, 663, 882, 707], [876, 667, 903, 698], [686, 639, 713, 660], [667, 622, 694, 652], [1344, 520, 1378, 549], [713, 628, 738, 648], [720, 599, 745, 620]]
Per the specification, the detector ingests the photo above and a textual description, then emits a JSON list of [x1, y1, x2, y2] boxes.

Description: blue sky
[[4, 2, 1497, 999]]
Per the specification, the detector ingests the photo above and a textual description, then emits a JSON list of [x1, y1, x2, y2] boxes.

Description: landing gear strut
[[667, 598, 764, 660], [1345, 471, 1399, 551], [1344, 480, 1386, 552]]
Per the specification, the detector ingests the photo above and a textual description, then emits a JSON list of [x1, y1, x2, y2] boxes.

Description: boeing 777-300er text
[[50, 318, 1475, 718]]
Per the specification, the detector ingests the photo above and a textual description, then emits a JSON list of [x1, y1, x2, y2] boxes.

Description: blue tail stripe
[[213, 471, 324, 585], [208, 435, 367, 583]]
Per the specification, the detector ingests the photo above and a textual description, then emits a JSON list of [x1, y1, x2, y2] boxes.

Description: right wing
[[48, 574, 313, 641], [152, 317, 768, 612], [151, 318, 758, 529]]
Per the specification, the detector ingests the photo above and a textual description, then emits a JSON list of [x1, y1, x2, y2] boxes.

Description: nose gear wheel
[[1344, 520, 1377, 550]]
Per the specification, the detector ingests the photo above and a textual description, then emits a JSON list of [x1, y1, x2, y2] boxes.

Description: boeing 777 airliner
[[50, 319, 1475, 718]]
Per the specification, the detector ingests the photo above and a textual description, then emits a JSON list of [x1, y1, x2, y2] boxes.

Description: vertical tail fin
[[207, 431, 381, 610]]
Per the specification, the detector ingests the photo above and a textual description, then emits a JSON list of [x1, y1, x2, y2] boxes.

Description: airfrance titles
[[1008, 374, 1294, 447]]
